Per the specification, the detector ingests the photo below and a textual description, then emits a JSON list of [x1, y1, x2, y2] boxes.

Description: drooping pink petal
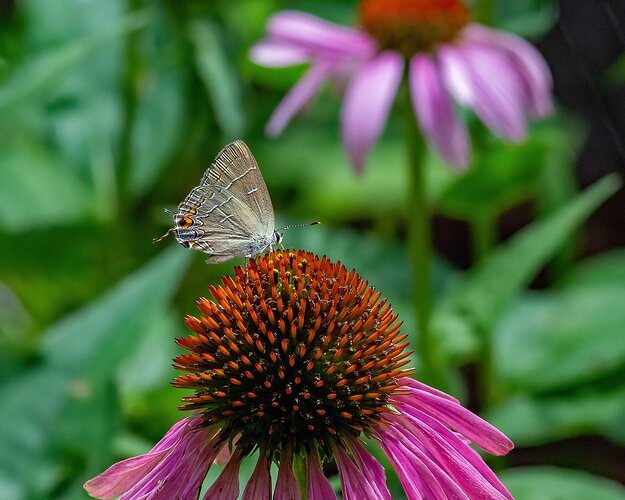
[[399, 377, 460, 404], [307, 451, 337, 500], [266, 11, 375, 58], [439, 42, 527, 141], [120, 424, 221, 500], [394, 383, 514, 456], [348, 439, 392, 500], [84, 417, 215, 499], [250, 41, 310, 67], [84, 451, 170, 499], [274, 448, 300, 500], [340, 50, 403, 173], [376, 424, 466, 500], [410, 53, 469, 168], [266, 60, 335, 137], [462, 24, 553, 117], [203, 448, 242, 500], [409, 410, 512, 500], [386, 411, 512, 500], [242, 454, 272, 500], [334, 445, 385, 500]]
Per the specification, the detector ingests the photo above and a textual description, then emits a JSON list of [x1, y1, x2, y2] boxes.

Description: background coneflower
[[85, 250, 513, 499]]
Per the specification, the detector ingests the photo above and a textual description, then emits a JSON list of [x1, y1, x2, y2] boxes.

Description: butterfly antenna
[[153, 227, 175, 244], [277, 221, 321, 231]]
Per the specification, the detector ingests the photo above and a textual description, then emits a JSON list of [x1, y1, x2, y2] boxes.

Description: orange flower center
[[358, 0, 469, 56]]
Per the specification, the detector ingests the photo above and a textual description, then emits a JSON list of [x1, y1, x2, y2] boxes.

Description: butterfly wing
[[201, 141, 275, 236], [173, 141, 276, 262]]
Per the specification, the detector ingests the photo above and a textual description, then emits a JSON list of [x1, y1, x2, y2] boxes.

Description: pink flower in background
[[85, 251, 514, 499], [251, 0, 553, 172]]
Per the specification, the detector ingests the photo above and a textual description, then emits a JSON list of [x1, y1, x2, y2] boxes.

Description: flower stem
[[476, 0, 496, 25], [471, 212, 497, 263], [400, 77, 434, 377]]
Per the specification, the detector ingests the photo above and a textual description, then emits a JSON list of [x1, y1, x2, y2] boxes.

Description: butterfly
[[155, 141, 281, 263]]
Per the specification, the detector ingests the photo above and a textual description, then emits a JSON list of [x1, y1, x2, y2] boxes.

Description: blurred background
[[0, 0, 624, 498]]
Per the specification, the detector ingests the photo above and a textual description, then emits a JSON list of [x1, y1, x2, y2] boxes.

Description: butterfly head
[[273, 230, 283, 246]]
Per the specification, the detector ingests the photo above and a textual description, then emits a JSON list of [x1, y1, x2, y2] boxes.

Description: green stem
[[471, 213, 497, 264], [476, 0, 496, 25], [471, 216, 499, 406], [400, 78, 434, 377]]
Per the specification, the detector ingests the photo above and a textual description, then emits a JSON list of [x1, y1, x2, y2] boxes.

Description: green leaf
[[129, 5, 189, 197], [0, 139, 91, 231], [0, 368, 70, 500], [436, 138, 546, 219], [501, 467, 625, 500], [0, 12, 146, 110], [41, 246, 190, 377], [190, 18, 245, 140], [432, 174, 621, 361], [493, 1, 557, 39], [0, 247, 190, 498], [561, 249, 625, 289], [494, 288, 625, 391], [485, 386, 625, 446]]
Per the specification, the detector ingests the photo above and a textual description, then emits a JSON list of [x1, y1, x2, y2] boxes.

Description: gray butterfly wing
[[200, 141, 275, 234], [174, 141, 276, 262]]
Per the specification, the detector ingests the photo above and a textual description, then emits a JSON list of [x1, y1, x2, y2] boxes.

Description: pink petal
[[398, 377, 460, 404], [84, 417, 206, 499], [267, 11, 374, 58], [84, 451, 170, 499], [340, 51, 403, 173], [462, 24, 553, 117], [387, 411, 512, 500], [203, 448, 242, 500], [335, 445, 384, 500], [242, 454, 272, 500], [307, 451, 337, 500], [376, 425, 465, 500], [250, 41, 310, 67], [394, 385, 514, 455], [274, 448, 300, 500], [410, 53, 469, 168], [266, 60, 334, 137], [121, 424, 221, 499], [439, 43, 527, 141], [348, 439, 392, 500], [408, 409, 512, 500]]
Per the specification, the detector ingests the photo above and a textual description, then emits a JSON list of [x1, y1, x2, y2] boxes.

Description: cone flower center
[[358, 0, 469, 55], [173, 250, 412, 459]]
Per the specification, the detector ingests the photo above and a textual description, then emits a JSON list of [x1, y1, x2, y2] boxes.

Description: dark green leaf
[[436, 138, 546, 219], [494, 288, 625, 391], [0, 368, 70, 499], [0, 12, 146, 110], [0, 139, 91, 231], [432, 174, 621, 361], [561, 249, 625, 289], [41, 246, 190, 378], [191, 18, 245, 140]]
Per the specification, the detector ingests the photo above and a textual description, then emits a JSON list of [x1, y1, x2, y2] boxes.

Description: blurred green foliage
[[0, 0, 624, 499]]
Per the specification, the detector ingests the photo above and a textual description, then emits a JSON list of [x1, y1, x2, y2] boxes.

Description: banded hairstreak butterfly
[[155, 141, 282, 263]]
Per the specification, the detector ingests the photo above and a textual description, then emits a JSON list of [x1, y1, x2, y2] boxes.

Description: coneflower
[[85, 250, 513, 499], [251, 0, 553, 171]]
